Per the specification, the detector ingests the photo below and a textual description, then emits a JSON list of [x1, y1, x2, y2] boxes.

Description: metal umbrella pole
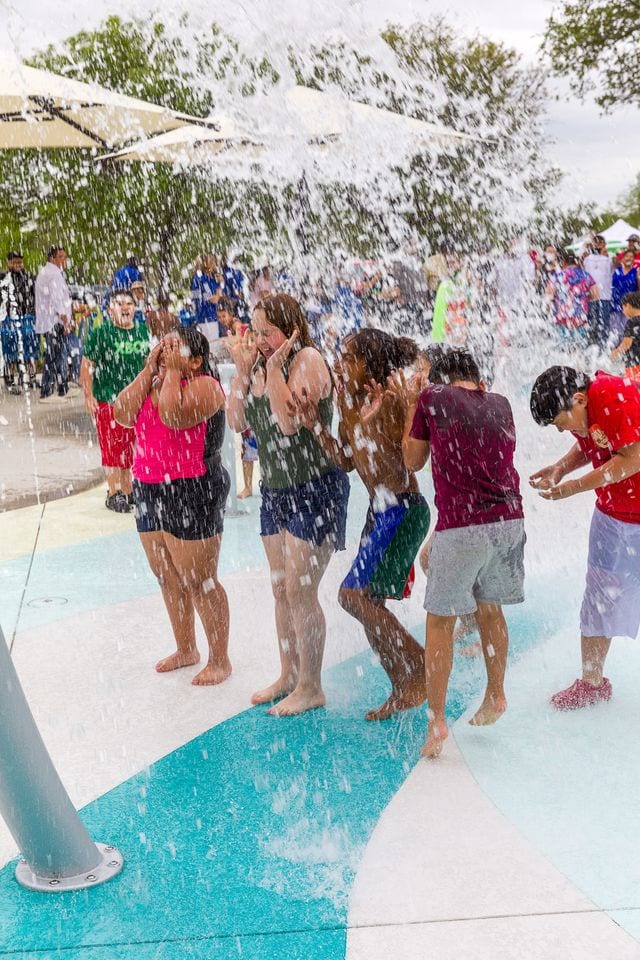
[[0, 624, 123, 891]]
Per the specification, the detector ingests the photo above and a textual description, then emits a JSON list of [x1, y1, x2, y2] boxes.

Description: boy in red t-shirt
[[530, 367, 640, 709]]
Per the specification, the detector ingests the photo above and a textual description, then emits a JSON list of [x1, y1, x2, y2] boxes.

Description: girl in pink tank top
[[114, 327, 232, 688]]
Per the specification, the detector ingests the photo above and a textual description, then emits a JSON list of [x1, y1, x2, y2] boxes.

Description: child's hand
[[288, 387, 320, 433], [266, 329, 299, 373], [145, 342, 163, 375], [529, 464, 564, 490], [229, 329, 258, 376], [537, 480, 577, 501], [385, 369, 425, 408], [361, 379, 385, 425], [162, 337, 183, 370]]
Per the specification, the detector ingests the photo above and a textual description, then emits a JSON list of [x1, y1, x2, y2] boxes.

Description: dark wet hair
[[530, 366, 591, 426], [622, 291, 640, 310], [105, 288, 135, 306], [419, 343, 447, 371], [175, 325, 218, 379], [344, 328, 419, 383], [47, 245, 65, 261], [217, 295, 237, 316], [559, 248, 578, 267], [429, 349, 481, 386]]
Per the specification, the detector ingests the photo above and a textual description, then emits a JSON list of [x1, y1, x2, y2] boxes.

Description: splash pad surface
[[0, 477, 639, 959]]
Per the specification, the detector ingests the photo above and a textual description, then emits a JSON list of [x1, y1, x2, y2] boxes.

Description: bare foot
[[155, 650, 200, 673], [365, 694, 398, 722], [192, 658, 232, 686], [365, 678, 427, 721], [267, 686, 325, 716], [469, 694, 507, 726], [420, 721, 448, 758], [237, 487, 253, 500], [251, 677, 295, 705]]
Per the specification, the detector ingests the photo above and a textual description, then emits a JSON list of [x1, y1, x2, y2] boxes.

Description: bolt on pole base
[[15, 843, 124, 892]]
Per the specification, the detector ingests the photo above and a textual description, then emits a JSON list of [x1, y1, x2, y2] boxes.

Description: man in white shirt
[[583, 235, 613, 347], [35, 246, 74, 403], [494, 239, 536, 323]]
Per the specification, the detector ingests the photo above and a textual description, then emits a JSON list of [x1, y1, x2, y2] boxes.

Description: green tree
[[0, 12, 584, 289], [543, 1, 638, 112]]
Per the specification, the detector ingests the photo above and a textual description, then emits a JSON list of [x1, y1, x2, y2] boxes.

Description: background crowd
[[2, 228, 639, 405]]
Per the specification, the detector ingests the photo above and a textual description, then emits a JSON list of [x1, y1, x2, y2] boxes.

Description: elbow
[[113, 401, 134, 429], [226, 406, 246, 433], [274, 415, 298, 436]]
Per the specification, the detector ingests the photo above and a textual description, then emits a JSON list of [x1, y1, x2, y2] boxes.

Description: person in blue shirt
[[190, 253, 223, 345], [113, 257, 143, 290], [611, 248, 640, 344], [332, 279, 365, 339]]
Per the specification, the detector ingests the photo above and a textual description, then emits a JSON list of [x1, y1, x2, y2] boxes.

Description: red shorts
[[94, 401, 135, 469]]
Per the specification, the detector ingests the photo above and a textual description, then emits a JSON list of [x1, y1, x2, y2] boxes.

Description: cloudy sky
[[2, 0, 637, 214]]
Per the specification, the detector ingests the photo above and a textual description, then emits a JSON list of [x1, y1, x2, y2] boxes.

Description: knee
[[338, 585, 366, 615], [284, 571, 315, 607], [270, 569, 287, 604], [194, 574, 221, 596]]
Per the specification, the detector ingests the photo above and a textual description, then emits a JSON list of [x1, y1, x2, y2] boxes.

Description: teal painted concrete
[[0, 601, 546, 959], [0, 479, 376, 637]]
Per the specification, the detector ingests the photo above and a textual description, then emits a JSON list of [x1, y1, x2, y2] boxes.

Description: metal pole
[[0, 625, 123, 892], [219, 361, 246, 518]]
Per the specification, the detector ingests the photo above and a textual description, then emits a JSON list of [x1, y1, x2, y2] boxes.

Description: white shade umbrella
[[0, 57, 214, 149], [282, 85, 483, 147], [98, 85, 484, 168], [98, 115, 261, 163]]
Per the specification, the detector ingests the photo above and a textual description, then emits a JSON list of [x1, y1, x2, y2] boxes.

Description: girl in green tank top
[[227, 294, 349, 719]]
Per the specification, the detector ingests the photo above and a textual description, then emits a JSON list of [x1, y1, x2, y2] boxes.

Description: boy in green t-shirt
[[81, 290, 150, 513]]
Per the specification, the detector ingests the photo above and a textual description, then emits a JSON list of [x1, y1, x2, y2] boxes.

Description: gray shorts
[[424, 519, 525, 616]]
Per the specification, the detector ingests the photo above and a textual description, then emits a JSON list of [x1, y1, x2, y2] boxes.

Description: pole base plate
[[15, 842, 124, 892]]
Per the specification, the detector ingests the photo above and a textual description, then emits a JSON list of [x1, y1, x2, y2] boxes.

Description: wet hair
[[175, 325, 218, 379], [622, 291, 640, 310], [106, 289, 136, 306], [419, 343, 447, 371], [253, 293, 316, 369], [621, 247, 636, 258], [428, 349, 481, 386], [217, 295, 237, 317], [344, 328, 419, 383], [530, 366, 591, 426], [47, 245, 65, 261], [558, 248, 578, 267]]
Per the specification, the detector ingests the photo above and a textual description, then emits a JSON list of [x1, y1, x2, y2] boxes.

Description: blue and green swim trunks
[[342, 492, 431, 601]]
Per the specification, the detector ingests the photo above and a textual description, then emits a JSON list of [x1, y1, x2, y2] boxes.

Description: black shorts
[[133, 468, 230, 541]]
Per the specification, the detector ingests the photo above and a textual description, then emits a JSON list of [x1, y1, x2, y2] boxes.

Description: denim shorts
[[581, 509, 640, 640], [260, 468, 350, 550]]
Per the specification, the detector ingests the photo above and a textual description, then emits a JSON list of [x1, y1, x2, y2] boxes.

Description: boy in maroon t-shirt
[[530, 367, 640, 709], [403, 349, 525, 758]]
